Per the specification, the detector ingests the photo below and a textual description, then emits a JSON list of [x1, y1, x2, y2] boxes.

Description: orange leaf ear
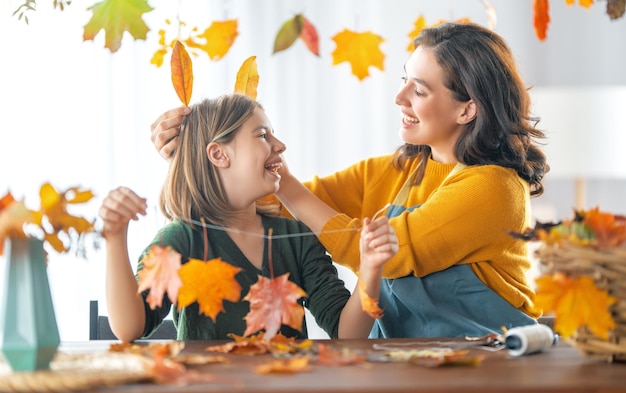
[[171, 40, 194, 106], [234, 56, 259, 100], [533, 0, 550, 41]]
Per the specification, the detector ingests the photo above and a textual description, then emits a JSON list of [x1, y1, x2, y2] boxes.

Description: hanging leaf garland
[[170, 40, 194, 106], [273, 14, 320, 56], [234, 56, 259, 100]]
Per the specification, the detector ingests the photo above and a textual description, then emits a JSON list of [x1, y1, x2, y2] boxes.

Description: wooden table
[[3, 338, 626, 392]]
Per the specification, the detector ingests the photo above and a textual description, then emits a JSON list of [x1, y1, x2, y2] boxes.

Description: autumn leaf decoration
[[533, 0, 550, 41], [273, 14, 320, 56], [0, 183, 96, 255], [83, 0, 154, 53], [243, 229, 307, 340], [171, 40, 194, 106], [331, 29, 385, 81], [233, 56, 259, 100], [535, 273, 617, 340]]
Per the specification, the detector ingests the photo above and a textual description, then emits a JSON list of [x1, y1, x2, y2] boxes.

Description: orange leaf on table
[[243, 273, 307, 340], [357, 279, 383, 319], [171, 40, 194, 106], [317, 343, 366, 366], [83, 0, 154, 53], [254, 357, 311, 374], [331, 29, 385, 81], [177, 257, 242, 321], [234, 56, 259, 100], [137, 245, 183, 310], [195, 19, 239, 61], [535, 273, 617, 339], [533, 0, 550, 41]]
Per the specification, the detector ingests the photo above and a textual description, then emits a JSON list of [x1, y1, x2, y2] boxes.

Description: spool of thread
[[504, 324, 558, 356]]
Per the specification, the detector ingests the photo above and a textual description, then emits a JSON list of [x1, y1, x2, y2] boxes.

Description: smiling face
[[213, 108, 286, 209], [395, 46, 474, 164]]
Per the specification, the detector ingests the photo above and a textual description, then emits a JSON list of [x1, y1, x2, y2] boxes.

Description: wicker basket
[[535, 243, 626, 363]]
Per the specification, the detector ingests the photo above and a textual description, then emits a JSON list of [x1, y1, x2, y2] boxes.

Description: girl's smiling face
[[217, 108, 286, 209], [395, 46, 474, 164]]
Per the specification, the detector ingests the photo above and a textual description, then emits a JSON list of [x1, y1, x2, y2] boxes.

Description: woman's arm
[[99, 187, 148, 342]]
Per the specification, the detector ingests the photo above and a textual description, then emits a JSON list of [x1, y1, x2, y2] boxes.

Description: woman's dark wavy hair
[[393, 22, 549, 196]]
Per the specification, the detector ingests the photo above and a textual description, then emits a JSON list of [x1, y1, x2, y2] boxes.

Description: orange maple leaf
[[195, 19, 239, 61], [33, 183, 95, 253], [243, 273, 307, 340], [234, 56, 259, 100], [533, 0, 550, 41], [357, 279, 383, 319], [535, 273, 617, 339], [582, 207, 626, 247], [171, 40, 194, 106], [177, 257, 242, 321], [331, 29, 385, 81], [83, 0, 154, 53], [137, 245, 183, 310], [254, 357, 311, 374]]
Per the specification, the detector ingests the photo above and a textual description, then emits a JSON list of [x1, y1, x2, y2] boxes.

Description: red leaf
[[533, 0, 550, 41], [299, 16, 320, 56]]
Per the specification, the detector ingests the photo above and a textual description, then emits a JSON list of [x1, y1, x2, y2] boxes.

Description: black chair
[[89, 300, 177, 340]]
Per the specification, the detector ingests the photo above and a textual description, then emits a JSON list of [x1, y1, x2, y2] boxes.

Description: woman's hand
[[98, 187, 147, 238], [150, 106, 190, 160]]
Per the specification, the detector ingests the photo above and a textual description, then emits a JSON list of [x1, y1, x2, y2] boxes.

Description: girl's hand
[[359, 216, 398, 273], [150, 106, 190, 160], [98, 187, 147, 238]]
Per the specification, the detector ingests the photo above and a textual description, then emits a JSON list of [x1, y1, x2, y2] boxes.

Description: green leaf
[[273, 15, 302, 54]]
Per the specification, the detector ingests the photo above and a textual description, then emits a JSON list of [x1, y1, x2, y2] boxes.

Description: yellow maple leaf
[[535, 273, 617, 339], [331, 29, 385, 81], [137, 245, 183, 310], [177, 257, 242, 321], [83, 0, 154, 53], [406, 15, 427, 53], [195, 19, 239, 61]]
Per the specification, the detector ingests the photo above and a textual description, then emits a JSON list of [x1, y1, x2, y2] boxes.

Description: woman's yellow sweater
[[299, 154, 539, 318]]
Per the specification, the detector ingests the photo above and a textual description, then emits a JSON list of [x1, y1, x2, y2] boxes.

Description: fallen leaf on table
[[254, 357, 311, 374], [408, 350, 485, 368], [317, 344, 366, 366]]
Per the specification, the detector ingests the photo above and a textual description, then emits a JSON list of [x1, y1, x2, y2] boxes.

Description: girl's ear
[[207, 142, 230, 167], [458, 100, 477, 125]]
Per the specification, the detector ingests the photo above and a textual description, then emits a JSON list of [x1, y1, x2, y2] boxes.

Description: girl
[[99, 94, 397, 342]]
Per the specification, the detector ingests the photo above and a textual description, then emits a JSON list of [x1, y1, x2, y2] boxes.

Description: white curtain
[[1, 0, 624, 340]]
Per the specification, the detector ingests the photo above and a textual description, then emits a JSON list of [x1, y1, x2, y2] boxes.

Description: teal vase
[[0, 237, 60, 371]]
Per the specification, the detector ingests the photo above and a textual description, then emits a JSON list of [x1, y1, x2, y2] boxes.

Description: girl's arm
[[98, 187, 148, 342], [338, 216, 397, 338]]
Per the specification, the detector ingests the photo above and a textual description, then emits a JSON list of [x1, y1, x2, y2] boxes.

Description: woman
[[150, 23, 549, 338], [100, 94, 397, 342]]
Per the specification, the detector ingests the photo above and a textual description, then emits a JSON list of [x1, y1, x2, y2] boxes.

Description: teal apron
[[369, 164, 536, 338]]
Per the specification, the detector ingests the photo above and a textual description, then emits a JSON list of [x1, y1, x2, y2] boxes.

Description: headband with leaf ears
[[170, 40, 259, 105]]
